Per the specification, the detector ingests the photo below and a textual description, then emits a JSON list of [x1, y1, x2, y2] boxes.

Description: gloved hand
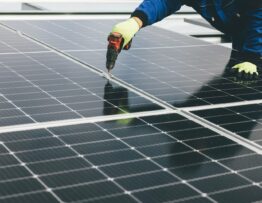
[[111, 18, 141, 48], [231, 62, 259, 79]]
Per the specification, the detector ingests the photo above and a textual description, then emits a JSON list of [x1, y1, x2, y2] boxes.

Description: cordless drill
[[106, 32, 132, 74]]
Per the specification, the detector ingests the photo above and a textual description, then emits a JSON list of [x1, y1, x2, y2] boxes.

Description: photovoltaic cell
[[0, 113, 261, 203], [192, 104, 262, 147], [3, 20, 261, 108]]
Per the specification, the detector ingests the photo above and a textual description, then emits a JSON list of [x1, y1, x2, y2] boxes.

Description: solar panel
[[0, 27, 162, 127], [0, 19, 261, 203], [192, 104, 262, 147], [2, 20, 209, 51], [0, 113, 261, 203], [3, 20, 261, 109]]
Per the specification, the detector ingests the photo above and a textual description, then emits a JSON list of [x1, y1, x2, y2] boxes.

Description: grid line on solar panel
[[1, 113, 262, 202]]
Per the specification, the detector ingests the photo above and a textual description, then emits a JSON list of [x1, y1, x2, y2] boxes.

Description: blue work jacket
[[132, 0, 262, 58]]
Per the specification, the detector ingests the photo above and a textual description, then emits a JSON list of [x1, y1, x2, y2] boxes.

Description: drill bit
[[108, 70, 112, 78], [106, 59, 115, 77]]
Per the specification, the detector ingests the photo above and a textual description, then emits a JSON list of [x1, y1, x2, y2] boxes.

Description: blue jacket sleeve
[[242, 7, 262, 58], [131, 0, 183, 26]]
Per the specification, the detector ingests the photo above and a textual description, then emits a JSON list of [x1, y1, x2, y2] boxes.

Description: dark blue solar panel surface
[[3, 20, 261, 108], [0, 113, 261, 203], [193, 104, 262, 147], [0, 26, 162, 127], [0, 19, 261, 203]]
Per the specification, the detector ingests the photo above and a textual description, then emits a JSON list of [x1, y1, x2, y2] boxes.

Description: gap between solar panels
[[182, 99, 262, 112], [0, 21, 262, 155], [0, 109, 172, 134]]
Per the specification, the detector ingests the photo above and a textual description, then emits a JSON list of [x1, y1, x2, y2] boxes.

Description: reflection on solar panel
[[1, 113, 261, 203], [0, 19, 261, 202], [3, 20, 261, 108], [193, 104, 262, 147]]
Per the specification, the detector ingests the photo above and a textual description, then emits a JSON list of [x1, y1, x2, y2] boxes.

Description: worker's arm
[[131, 0, 183, 27], [110, 0, 183, 48]]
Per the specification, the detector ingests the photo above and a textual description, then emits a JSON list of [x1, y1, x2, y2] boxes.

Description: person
[[109, 0, 262, 79]]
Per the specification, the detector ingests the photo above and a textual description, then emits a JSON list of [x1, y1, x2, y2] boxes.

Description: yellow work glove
[[111, 18, 140, 48], [231, 62, 259, 79]]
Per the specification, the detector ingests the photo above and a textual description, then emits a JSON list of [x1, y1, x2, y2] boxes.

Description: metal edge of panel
[[182, 100, 262, 112], [0, 109, 173, 134]]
